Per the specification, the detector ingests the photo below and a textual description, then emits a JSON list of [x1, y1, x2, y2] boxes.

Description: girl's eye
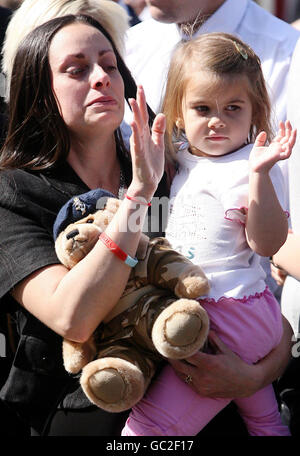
[[195, 106, 209, 113], [227, 105, 240, 111]]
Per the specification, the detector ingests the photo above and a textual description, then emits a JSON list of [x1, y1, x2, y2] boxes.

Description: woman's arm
[[169, 315, 292, 398], [272, 232, 300, 282], [245, 121, 296, 257], [11, 199, 152, 343], [12, 87, 166, 343]]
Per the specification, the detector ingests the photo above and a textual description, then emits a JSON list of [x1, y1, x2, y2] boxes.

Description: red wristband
[[99, 232, 138, 267], [125, 193, 151, 206]]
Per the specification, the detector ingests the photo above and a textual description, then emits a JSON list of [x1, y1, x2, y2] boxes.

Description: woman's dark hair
[[0, 14, 155, 170]]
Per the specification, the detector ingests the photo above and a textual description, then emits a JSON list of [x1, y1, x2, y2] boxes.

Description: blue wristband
[[124, 255, 138, 267]]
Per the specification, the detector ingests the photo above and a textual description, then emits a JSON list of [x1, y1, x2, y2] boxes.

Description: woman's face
[[48, 22, 125, 138]]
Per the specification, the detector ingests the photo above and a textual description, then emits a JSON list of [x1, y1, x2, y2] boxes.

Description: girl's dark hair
[[0, 14, 155, 170]]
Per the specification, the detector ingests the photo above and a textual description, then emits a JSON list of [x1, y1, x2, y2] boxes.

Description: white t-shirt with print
[[166, 144, 287, 301]]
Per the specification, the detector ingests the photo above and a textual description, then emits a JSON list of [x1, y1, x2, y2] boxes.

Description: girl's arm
[[245, 121, 296, 257], [12, 87, 166, 343]]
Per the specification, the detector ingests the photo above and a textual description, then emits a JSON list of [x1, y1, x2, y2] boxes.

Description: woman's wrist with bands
[[125, 193, 151, 206], [99, 232, 138, 267]]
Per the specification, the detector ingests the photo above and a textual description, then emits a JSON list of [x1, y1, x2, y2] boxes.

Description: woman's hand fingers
[[128, 86, 165, 198], [169, 331, 256, 398], [136, 85, 149, 126], [151, 113, 166, 148], [129, 98, 145, 139], [129, 86, 149, 136]]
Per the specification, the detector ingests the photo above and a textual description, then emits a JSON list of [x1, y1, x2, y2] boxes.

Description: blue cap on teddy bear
[[53, 188, 115, 240]]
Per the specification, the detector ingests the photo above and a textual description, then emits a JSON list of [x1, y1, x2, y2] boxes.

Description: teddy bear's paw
[[175, 272, 210, 299], [80, 357, 145, 412], [152, 299, 209, 359], [63, 338, 97, 374]]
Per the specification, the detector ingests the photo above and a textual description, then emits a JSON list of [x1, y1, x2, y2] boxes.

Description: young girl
[[122, 33, 296, 436]]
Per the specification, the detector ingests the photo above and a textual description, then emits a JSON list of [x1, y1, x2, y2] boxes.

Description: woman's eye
[[67, 66, 86, 76], [104, 65, 117, 73], [86, 219, 94, 223]]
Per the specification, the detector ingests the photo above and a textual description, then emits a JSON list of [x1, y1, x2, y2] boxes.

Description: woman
[[0, 13, 166, 435], [0, 14, 292, 436]]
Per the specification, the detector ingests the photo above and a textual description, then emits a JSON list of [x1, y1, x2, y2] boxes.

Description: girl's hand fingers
[[279, 128, 296, 160], [288, 128, 297, 149], [254, 130, 267, 147], [279, 120, 292, 145], [275, 120, 285, 142]]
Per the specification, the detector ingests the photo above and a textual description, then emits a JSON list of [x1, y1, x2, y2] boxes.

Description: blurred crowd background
[[1, 1, 300, 25]]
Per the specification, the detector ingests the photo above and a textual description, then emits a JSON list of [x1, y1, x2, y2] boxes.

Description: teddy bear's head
[[54, 189, 121, 269]]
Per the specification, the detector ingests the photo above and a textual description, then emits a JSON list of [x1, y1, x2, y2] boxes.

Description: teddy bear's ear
[[53, 189, 115, 241], [95, 196, 110, 211], [55, 232, 76, 269]]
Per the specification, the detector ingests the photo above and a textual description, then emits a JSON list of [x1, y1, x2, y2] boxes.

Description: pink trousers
[[122, 288, 290, 436]]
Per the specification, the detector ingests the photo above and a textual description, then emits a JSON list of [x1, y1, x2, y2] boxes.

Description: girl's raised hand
[[249, 120, 296, 174], [128, 86, 166, 201]]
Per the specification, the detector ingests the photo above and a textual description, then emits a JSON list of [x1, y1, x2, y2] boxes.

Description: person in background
[[125, 0, 299, 124], [0, 0, 21, 10], [270, 33, 300, 436], [111, 0, 148, 26], [271, 37, 300, 339], [111, 0, 140, 26]]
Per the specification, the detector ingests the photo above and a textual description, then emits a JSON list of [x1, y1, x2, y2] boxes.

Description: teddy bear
[[53, 189, 210, 413]]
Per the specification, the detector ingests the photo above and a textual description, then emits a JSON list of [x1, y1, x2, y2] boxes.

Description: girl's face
[[178, 70, 253, 157], [49, 23, 124, 138]]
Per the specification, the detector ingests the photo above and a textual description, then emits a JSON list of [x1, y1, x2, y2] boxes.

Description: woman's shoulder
[[0, 168, 51, 209], [0, 167, 43, 192]]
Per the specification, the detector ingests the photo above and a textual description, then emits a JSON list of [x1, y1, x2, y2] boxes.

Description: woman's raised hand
[[128, 86, 166, 201], [249, 120, 296, 174]]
